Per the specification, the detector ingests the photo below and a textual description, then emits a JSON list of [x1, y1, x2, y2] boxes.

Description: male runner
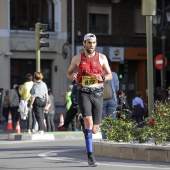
[[67, 33, 112, 167]]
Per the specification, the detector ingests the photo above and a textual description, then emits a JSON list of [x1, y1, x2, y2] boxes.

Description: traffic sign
[[154, 54, 168, 70]]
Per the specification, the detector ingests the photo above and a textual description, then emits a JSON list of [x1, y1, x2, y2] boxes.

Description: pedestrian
[[102, 64, 119, 139], [132, 91, 145, 128], [9, 84, 20, 129], [19, 73, 35, 134], [57, 81, 80, 131], [116, 90, 129, 118], [15, 85, 22, 121], [61, 84, 77, 131], [102, 68, 119, 119], [30, 72, 48, 135], [44, 89, 55, 132], [66, 33, 112, 166], [66, 82, 77, 131], [2, 89, 10, 123], [65, 84, 73, 111]]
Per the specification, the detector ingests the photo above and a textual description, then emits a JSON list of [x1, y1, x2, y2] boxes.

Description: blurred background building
[[0, 0, 170, 108]]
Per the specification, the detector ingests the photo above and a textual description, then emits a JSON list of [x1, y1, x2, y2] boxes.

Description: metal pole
[[142, 0, 156, 116], [35, 23, 41, 72], [36, 49, 40, 72], [161, 0, 167, 100], [71, 0, 75, 57], [146, 16, 154, 116]]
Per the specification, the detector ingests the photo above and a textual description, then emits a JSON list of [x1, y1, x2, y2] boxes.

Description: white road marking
[[38, 150, 170, 169]]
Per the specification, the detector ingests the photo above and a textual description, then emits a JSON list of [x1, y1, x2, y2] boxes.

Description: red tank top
[[77, 52, 103, 85]]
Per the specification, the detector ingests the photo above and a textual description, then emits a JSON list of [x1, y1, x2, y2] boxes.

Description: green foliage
[[131, 125, 150, 143], [145, 101, 170, 145], [101, 109, 136, 142], [101, 101, 170, 145]]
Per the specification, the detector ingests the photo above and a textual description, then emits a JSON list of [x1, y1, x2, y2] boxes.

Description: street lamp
[[153, 0, 170, 100]]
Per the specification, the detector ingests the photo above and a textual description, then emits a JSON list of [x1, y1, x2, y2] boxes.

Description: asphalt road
[[0, 122, 170, 170], [0, 137, 170, 170]]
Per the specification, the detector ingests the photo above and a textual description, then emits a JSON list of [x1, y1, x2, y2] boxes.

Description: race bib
[[82, 76, 98, 86]]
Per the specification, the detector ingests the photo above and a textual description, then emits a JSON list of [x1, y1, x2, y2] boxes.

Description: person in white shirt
[[132, 91, 145, 128]]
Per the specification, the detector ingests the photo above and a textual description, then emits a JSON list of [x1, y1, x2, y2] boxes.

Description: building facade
[[0, 0, 71, 104], [67, 0, 170, 106], [0, 0, 170, 108]]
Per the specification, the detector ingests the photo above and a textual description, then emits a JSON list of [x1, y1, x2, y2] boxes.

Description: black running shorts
[[78, 91, 103, 125]]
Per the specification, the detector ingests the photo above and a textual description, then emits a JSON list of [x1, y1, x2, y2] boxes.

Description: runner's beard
[[85, 48, 95, 54]]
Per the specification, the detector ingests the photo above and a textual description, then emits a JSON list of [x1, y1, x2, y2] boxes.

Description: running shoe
[[88, 155, 98, 167], [31, 129, 36, 133], [57, 126, 66, 131], [24, 129, 31, 134], [57, 126, 71, 131]]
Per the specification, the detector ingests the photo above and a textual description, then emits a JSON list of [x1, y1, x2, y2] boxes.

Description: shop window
[[10, 59, 52, 88], [134, 8, 146, 35], [88, 5, 112, 35], [134, 8, 156, 36], [10, 0, 54, 31]]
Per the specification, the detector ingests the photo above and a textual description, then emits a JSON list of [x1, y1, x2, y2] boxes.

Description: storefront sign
[[109, 47, 124, 62], [125, 48, 147, 60]]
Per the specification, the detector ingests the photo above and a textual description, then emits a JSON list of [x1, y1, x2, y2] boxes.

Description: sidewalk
[[8, 131, 85, 141], [6, 131, 102, 141], [0, 121, 102, 141]]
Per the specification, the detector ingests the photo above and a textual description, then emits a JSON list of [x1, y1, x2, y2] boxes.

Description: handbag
[[103, 82, 113, 99], [18, 100, 28, 120]]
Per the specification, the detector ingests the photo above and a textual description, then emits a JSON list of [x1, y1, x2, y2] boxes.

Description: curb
[[8, 131, 102, 141], [93, 141, 170, 163], [8, 134, 55, 141]]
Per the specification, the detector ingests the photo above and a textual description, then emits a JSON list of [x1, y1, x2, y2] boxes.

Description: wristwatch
[[102, 76, 105, 81]]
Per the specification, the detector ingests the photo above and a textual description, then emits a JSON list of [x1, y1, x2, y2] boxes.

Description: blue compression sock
[[84, 129, 92, 153]]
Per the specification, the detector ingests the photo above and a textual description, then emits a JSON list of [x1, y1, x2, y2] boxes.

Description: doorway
[[119, 60, 147, 109], [10, 59, 52, 89]]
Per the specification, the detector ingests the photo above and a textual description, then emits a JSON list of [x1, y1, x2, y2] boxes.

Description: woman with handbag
[[30, 72, 48, 135]]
